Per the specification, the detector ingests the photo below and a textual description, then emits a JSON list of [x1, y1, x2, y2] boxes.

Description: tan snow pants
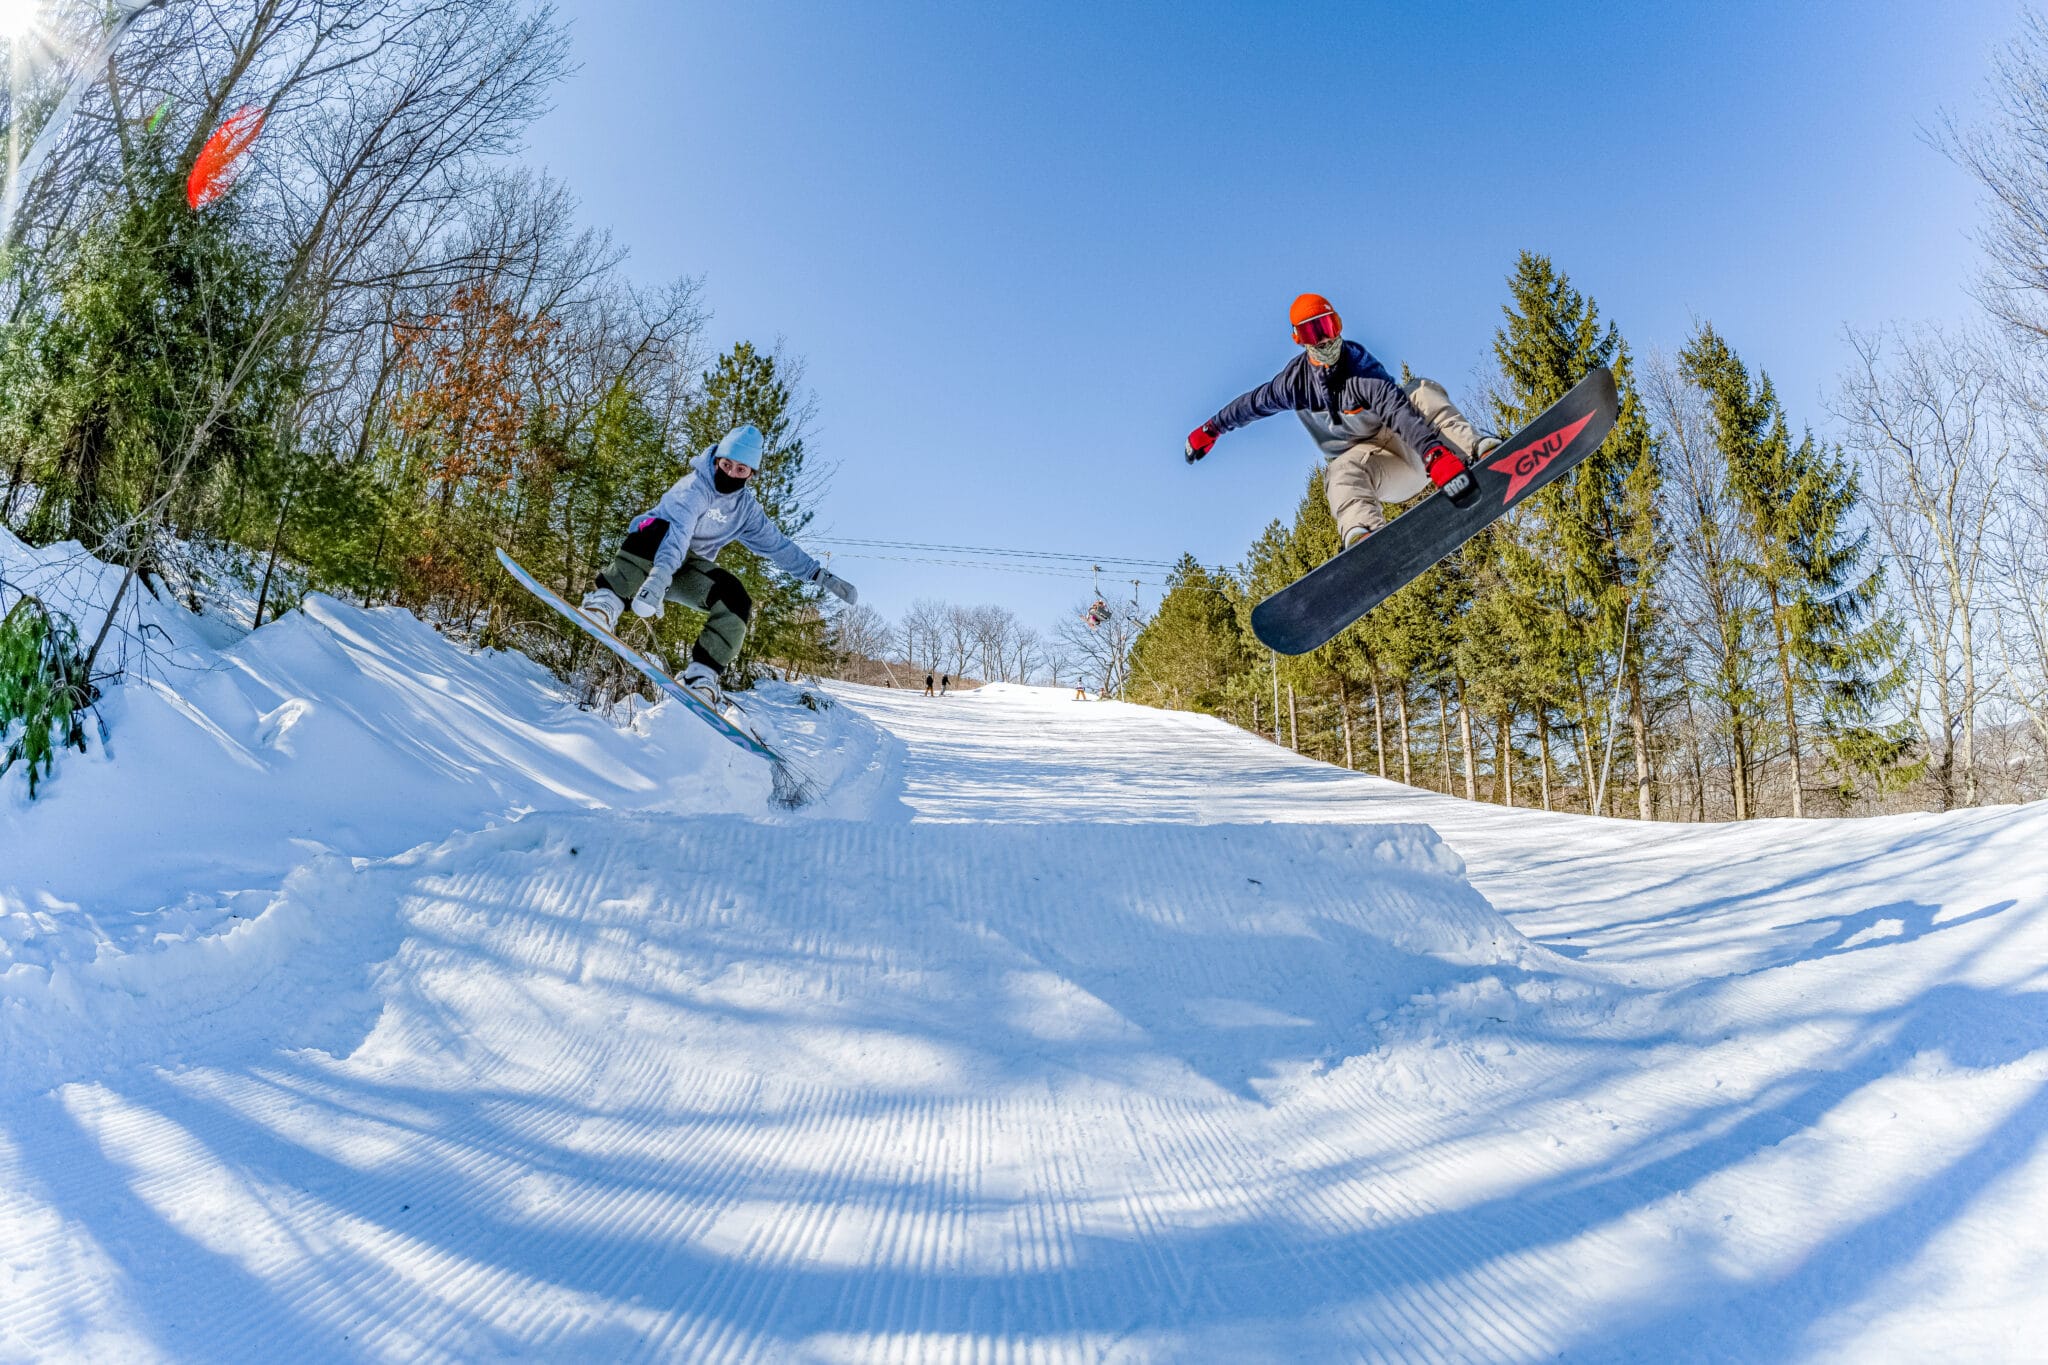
[[1322, 377, 1484, 538]]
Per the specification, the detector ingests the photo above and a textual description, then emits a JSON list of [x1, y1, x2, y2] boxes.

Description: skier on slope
[[579, 424, 856, 706], [1184, 294, 1499, 550]]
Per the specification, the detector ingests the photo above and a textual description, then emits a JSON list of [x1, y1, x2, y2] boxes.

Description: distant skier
[[924, 673, 935, 697], [1184, 294, 1498, 550], [579, 424, 856, 706], [940, 675, 950, 696]]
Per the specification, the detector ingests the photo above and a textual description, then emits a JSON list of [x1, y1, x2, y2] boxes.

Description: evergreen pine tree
[[1127, 554, 1253, 714], [1680, 324, 1910, 814], [1, 123, 295, 556], [680, 342, 828, 681], [1491, 252, 1663, 816]]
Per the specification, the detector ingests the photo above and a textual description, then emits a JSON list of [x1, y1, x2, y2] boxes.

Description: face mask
[[713, 464, 752, 494], [1307, 336, 1344, 367]]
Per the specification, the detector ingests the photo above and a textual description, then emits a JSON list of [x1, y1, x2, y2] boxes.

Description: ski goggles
[[1292, 310, 1341, 346]]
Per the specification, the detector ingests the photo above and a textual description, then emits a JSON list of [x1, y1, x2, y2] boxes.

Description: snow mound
[[2, 530, 910, 1098], [547, 814, 1544, 1099], [2, 529, 903, 910]]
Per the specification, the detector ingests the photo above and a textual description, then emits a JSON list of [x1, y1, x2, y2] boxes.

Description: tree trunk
[[364, 518, 389, 606], [1629, 667, 1654, 820], [1437, 690, 1452, 793], [1, 450, 25, 525], [1339, 679, 1354, 770], [1537, 708, 1554, 811], [1371, 677, 1388, 778], [1499, 710, 1516, 808], [1769, 589, 1804, 818], [252, 483, 298, 630], [1271, 655, 1282, 745], [1960, 600, 1978, 806], [1936, 702, 1957, 810], [1454, 675, 1476, 801], [66, 411, 113, 547], [1397, 686, 1413, 785], [1287, 683, 1298, 752], [1573, 670, 1600, 814], [1684, 691, 1707, 821], [1731, 713, 1752, 820]]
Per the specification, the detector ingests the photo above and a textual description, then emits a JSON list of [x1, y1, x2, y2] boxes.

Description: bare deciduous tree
[[1837, 325, 2006, 808], [1055, 595, 1147, 699], [1939, 11, 2048, 347]]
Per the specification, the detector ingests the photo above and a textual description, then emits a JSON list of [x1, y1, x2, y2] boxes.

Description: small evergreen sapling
[[0, 595, 97, 797]]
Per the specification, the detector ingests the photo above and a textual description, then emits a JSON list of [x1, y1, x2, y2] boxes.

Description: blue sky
[[523, 0, 2019, 635]]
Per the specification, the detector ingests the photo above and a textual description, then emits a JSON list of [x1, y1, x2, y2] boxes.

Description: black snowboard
[[1250, 366, 1619, 655]]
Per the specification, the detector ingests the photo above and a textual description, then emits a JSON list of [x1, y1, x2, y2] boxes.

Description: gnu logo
[[1490, 409, 1597, 503]]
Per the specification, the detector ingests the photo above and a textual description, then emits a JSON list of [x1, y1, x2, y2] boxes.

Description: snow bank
[[1, 849, 399, 1098], [0, 529, 907, 1095]]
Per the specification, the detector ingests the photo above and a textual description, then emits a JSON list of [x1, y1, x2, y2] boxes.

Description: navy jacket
[[1208, 340, 1448, 458]]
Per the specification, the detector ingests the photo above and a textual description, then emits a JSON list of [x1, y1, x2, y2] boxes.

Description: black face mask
[[713, 466, 751, 495]]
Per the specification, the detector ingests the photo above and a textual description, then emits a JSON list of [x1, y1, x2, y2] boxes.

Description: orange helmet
[[1290, 293, 1342, 345]]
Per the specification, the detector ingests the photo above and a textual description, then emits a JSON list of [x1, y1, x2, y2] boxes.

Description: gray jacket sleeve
[[737, 501, 820, 581]]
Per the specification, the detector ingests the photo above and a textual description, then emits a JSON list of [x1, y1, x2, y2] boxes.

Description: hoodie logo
[[705, 503, 734, 524], [1490, 409, 1596, 504]]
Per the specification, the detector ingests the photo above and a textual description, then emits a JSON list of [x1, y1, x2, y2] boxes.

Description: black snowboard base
[[1250, 366, 1619, 655]]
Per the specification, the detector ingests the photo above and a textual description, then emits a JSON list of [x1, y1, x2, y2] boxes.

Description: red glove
[[1426, 444, 1477, 505], [1185, 422, 1219, 463]]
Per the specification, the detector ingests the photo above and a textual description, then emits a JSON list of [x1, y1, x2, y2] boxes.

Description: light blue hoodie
[[637, 454, 820, 584]]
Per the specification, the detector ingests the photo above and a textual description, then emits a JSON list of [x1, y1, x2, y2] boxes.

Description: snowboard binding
[[1426, 445, 1479, 508]]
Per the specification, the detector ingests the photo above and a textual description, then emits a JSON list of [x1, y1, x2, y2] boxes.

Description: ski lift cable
[[819, 550, 1164, 588], [813, 536, 1174, 569]]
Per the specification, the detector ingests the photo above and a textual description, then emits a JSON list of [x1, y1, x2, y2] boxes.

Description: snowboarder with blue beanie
[[580, 424, 856, 706], [1184, 294, 1499, 550]]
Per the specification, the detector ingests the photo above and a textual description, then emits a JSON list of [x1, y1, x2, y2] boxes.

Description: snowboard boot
[[1342, 525, 1374, 551], [579, 586, 624, 633], [680, 660, 724, 709]]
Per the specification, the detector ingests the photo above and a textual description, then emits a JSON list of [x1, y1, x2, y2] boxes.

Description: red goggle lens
[[1292, 311, 1341, 345]]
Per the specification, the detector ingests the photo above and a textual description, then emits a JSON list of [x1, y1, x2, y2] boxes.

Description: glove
[[811, 566, 857, 604], [1425, 444, 1478, 506], [1184, 422, 1219, 463], [631, 567, 673, 618]]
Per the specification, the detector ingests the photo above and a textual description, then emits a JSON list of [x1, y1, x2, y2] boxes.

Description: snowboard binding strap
[[1426, 445, 1478, 507]]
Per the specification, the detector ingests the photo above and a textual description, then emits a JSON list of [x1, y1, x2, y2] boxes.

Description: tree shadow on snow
[[1775, 897, 2019, 962], [8, 813, 2046, 1359]]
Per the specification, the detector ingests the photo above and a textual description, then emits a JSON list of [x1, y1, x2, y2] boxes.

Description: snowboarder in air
[[1184, 294, 1499, 550], [579, 424, 857, 706]]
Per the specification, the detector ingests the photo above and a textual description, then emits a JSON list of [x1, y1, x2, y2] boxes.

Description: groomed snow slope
[[3, 543, 2046, 1361]]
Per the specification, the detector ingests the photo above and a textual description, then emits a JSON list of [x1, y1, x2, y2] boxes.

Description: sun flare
[[0, 0, 39, 43]]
